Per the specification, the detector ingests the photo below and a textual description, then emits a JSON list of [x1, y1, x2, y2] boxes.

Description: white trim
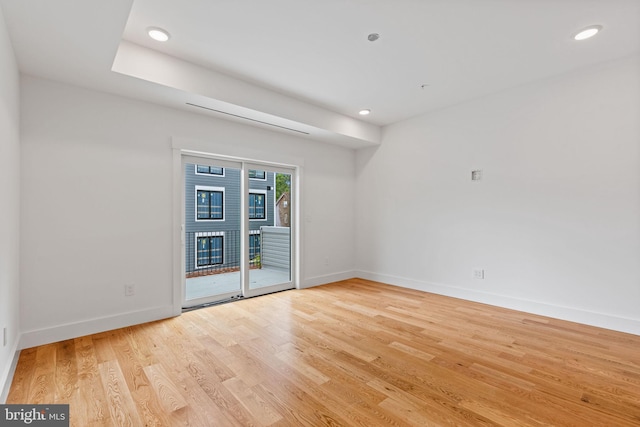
[[240, 165, 249, 295], [194, 185, 225, 222], [194, 231, 225, 269], [172, 137, 305, 168], [0, 340, 20, 403], [172, 148, 183, 315], [355, 270, 640, 336]]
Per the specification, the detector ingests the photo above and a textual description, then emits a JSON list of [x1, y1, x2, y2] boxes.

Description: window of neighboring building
[[196, 234, 224, 267], [249, 192, 266, 220], [196, 186, 224, 220], [249, 169, 266, 180], [196, 165, 224, 176], [249, 231, 261, 261]]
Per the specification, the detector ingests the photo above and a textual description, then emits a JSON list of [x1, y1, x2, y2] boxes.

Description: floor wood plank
[[7, 279, 640, 426]]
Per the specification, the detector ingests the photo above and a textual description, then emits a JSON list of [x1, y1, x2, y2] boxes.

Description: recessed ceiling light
[[573, 25, 602, 41], [147, 27, 170, 42], [359, 109, 371, 116]]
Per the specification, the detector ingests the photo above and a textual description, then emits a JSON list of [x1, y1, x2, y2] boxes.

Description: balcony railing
[[185, 227, 290, 278]]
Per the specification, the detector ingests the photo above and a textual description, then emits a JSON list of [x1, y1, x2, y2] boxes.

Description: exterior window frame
[[249, 190, 267, 221], [195, 232, 224, 268], [248, 169, 267, 180], [195, 165, 225, 177], [249, 229, 261, 262], [195, 185, 225, 221]]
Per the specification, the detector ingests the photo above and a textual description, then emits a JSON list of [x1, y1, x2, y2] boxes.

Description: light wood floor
[[7, 279, 640, 426]]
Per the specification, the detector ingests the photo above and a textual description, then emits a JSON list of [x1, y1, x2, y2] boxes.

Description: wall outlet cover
[[473, 269, 485, 279]]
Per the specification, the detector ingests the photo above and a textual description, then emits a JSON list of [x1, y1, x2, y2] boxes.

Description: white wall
[[14, 43, 640, 359], [0, 5, 20, 400], [356, 55, 640, 334], [19, 76, 356, 347]]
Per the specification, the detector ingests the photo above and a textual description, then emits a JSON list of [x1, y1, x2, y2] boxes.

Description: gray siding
[[261, 226, 291, 270], [184, 163, 275, 273]]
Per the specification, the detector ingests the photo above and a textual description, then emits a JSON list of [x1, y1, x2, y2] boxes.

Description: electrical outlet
[[3, 327, 7, 347], [473, 269, 485, 279], [125, 284, 135, 296]]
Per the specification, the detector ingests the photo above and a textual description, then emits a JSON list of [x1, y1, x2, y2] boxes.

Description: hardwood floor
[[7, 279, 640, 426]]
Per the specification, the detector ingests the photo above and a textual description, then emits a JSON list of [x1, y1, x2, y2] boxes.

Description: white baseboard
[[0, 341, 20, 403], [15, 271, 639, 352], [356, 270, 640, 336], [302, 270, 357, 289], [19, 305, 177, 350], [17, 274, 356, 351]]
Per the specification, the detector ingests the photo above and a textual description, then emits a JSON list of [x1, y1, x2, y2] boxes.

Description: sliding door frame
[[172, 142, 302, 314], [242, 161, 296, 299], [181, 155, 244, 307]]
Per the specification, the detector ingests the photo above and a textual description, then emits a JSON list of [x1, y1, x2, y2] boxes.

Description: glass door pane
[[246, 167, 293, 296], [182, 155, 295, 307], [183, 159, 242, 307]]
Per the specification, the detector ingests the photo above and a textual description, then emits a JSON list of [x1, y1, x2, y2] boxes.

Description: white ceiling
[[2, 0, 639, 146]]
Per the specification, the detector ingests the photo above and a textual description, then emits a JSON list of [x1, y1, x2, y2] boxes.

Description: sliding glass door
[[182, 155, 294, 308], [183, 157, 243, 306], [244, 164, 293, 298]]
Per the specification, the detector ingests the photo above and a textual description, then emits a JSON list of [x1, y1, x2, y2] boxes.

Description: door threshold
[[182, 294, 243, 312], [182, 288, 294, 313]]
